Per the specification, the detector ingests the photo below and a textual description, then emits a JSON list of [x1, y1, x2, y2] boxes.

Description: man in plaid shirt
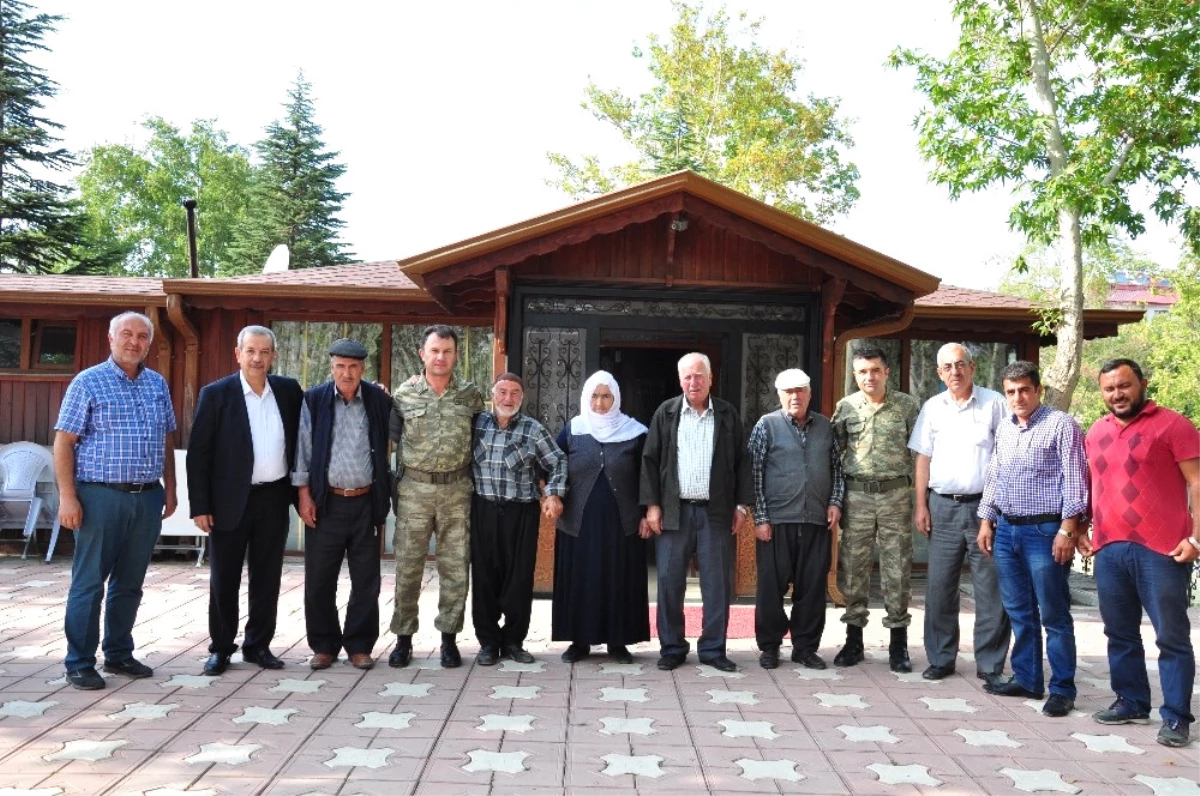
[[469, 373, 566, 665]]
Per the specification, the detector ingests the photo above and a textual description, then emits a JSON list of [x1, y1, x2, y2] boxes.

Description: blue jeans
[[64, 482, 164, 672], [1094, 541, 1196, 726], [993, 518, 1076, 698]]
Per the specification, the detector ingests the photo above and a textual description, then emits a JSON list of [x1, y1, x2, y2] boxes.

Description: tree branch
[[1101, 137, 1135, 187]]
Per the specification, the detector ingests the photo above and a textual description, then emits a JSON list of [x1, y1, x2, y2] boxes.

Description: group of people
[[53, 312, 1196, 750]]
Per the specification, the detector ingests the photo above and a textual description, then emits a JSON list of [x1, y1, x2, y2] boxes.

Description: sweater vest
[[762, 411, 834, 526]]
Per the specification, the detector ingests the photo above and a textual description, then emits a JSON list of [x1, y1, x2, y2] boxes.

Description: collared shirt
[[908, 384, 1005, 494], [471, 411, 567, 502], [1086, 401, 1200, 555], [979, 403, 1088, 523], [392, 375, 483, 473], [748, 410, 845, 525], [832, 388, 920, 480], [240, 373, 287, 484], [676, 398, 715, 500], [55, 357, 176, 483], [293, 385, 373, 489]]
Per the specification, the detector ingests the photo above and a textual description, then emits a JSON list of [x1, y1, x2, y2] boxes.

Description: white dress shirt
[[908, 384, 1004, 495], [241, 373, 288, 484], [676, 398, 715, 500]]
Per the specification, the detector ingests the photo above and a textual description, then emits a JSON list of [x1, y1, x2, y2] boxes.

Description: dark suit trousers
[[755, 522, 831, 653], [655, 502, 734, 659], [470, 495, 540, 649], [303, 494, 381, 656], [207, 478, 291, 656]]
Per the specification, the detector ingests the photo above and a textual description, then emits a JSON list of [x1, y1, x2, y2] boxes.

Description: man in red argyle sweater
[[1081, 358, 1199, 748]]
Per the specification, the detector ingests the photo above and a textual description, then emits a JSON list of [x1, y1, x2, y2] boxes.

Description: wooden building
[[0, 172, 1141, 596]]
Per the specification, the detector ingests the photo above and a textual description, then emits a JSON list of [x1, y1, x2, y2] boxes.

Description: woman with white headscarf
[[552, 370, 651, 663]]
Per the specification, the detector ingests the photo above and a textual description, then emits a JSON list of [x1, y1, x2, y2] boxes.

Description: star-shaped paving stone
[[4, 646, 46, 659], [233, 706, 297, 726], [498, 659, 545, 673], [0, 700, 57, 718], [599, 686, 649, 703], [735, 758, 805, 782], [379, 682, 433, 698], [600, 753, 665, 778], [600, 716, 656, 736], [955, 729, 1022, 748], [920, 697, 976, 713], [1134, 775, 1200, 796], [461, 749, 529, 774], [269, 678, 326, 694], [719, 719, 779, 739], [1070, 733, 1145, 754], [323, 746, 395, 769], [794, 667, 843, 680], [892, 670, 935, 683], [814, 692, 868, 708], [707, 689, 758, 705], [838, 724, 899, 743], [161, 674, 216, 689], [477, 714, 535, 732], [696, 664, 746, 678], [184, 742, 262, 766], [868, 763, 942, 787], [599, 662, 644, 676], [43, 739, 130, 762], [1000, 768, 1081, 794], [19, 580, 55, 588], [108, 702, 177, 721], [490, 684, 541, 700], [356, 711, 416, 730], [1078, 676, 1110, 690], [411, 659, 445, 670]]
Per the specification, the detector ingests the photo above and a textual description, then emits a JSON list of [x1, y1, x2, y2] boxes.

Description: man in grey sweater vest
[[748, 369, 845, 670]]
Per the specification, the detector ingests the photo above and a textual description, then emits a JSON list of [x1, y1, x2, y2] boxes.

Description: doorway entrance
[[598, 333, 724, 428]]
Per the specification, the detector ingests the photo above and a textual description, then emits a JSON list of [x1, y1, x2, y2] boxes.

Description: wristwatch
[[1057, 528, 1075, 539]]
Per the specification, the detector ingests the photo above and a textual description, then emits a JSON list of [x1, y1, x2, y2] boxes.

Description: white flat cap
[[775, 368, 811, 390]]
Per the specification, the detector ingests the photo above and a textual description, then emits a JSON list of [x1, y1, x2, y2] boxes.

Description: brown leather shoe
[[309, 653, 335, 670], [350, 653, 375, 670]]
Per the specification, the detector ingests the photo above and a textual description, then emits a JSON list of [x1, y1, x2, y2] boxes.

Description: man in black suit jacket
[[187, 325, 303, 675]]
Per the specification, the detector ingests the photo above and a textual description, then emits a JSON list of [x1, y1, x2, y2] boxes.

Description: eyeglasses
[[938, 361, 971, 373]]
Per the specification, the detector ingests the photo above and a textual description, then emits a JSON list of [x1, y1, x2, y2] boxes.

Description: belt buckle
[[863, 481, 881, 494], [129, 482, 147, 494]]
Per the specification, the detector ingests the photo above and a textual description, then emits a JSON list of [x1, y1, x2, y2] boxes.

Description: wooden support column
[[493, 266, 510, 380], [819, 278, 847, 417], [165, 294, 200, 446]]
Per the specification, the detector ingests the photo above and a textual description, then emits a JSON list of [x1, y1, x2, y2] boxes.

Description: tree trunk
[[1042, 206, 1084, 409]]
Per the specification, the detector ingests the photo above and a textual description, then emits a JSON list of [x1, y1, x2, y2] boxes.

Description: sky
[[40, 0, 1183, 290]]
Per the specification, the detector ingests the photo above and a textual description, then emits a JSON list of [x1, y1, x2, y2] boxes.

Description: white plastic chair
[[0, 442, 61, 563]]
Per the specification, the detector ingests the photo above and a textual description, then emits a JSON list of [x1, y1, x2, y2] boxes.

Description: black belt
[[94, 481, 159, 493], [846, 475, 911, 494], [681, 499, 709, 506], [1002, 512, 1061, 525], [403, 466, 470, 485], [250, 477, 290, 491], [931, 490, 983, 503]]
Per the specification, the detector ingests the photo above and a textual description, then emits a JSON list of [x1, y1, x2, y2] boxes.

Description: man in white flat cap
[[748, 368, 844, 670]]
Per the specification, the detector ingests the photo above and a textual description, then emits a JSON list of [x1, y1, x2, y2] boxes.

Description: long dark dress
[[551, 428, 651, 645]]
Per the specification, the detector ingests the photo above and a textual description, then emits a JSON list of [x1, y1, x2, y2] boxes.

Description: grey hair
[[237, 325, 277, 350], [678, 351, 712, 376], [937, 342, 973, 366], [109, 311, 154, 340]]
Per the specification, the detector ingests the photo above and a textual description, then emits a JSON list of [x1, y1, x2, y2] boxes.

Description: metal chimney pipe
[[183, 199, 199, 278]]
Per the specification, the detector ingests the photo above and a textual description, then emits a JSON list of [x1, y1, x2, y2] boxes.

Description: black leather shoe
[[700, 655, 737, 673], [440, 634, 462, 669], [984, 678, 1044, 699], [389, 635, 413, 668], [656, 653, 686, 671], [203, 653, 230, 676], [102, 658, 153, 678], [562, 643, 591, 663], [66, 667, 105, 690], [1042, 694, 1075, 717], [502, 645, 535, 664], [476, 646, 499, 666], [241, 649, 284, 670], [759, 647, 780, 670], [923, 664, 956, 680], [607, 645, 633, 664], [792, 650, 827, 670]]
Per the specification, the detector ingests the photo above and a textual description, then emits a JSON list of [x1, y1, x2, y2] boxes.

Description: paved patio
[[0, 555, 1196, 795]]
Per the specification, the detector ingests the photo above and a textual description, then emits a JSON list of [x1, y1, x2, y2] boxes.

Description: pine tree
[[0, 0, 120, 274], [229, 72, 353, 272]]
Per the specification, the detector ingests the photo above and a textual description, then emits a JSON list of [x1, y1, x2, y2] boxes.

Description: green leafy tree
[[229, 73, 352, 272], [0, 0, 120, 274], [76, 117, 253, 277], [890, 0, 1200, 409], [547, 1, 859, 224]]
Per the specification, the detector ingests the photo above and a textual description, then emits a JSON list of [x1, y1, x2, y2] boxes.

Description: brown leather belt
[[329, 486, 371, 498], [846, 475, 911, 494], [403, 466, 470, 485]]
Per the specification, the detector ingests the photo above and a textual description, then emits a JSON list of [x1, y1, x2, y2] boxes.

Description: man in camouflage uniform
[[388, 325, 484, 669], [831, 345, 920, 672]]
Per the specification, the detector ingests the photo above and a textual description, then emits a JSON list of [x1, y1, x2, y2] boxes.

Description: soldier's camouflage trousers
[[837, 488, 913, 629], [389, 477, 471, 636]]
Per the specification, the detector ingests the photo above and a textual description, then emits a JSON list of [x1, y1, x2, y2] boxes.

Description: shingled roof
[[0, 273, 164, 305]]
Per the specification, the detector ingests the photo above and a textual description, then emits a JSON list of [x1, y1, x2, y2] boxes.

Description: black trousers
[[471, 495, 540, 649], [303, 494, 381, 656], [755, 521, 831, 652], [207, 478, 291, 656]]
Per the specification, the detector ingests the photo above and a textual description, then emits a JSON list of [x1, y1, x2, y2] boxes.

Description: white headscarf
[[570, 370, 647, 443]]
